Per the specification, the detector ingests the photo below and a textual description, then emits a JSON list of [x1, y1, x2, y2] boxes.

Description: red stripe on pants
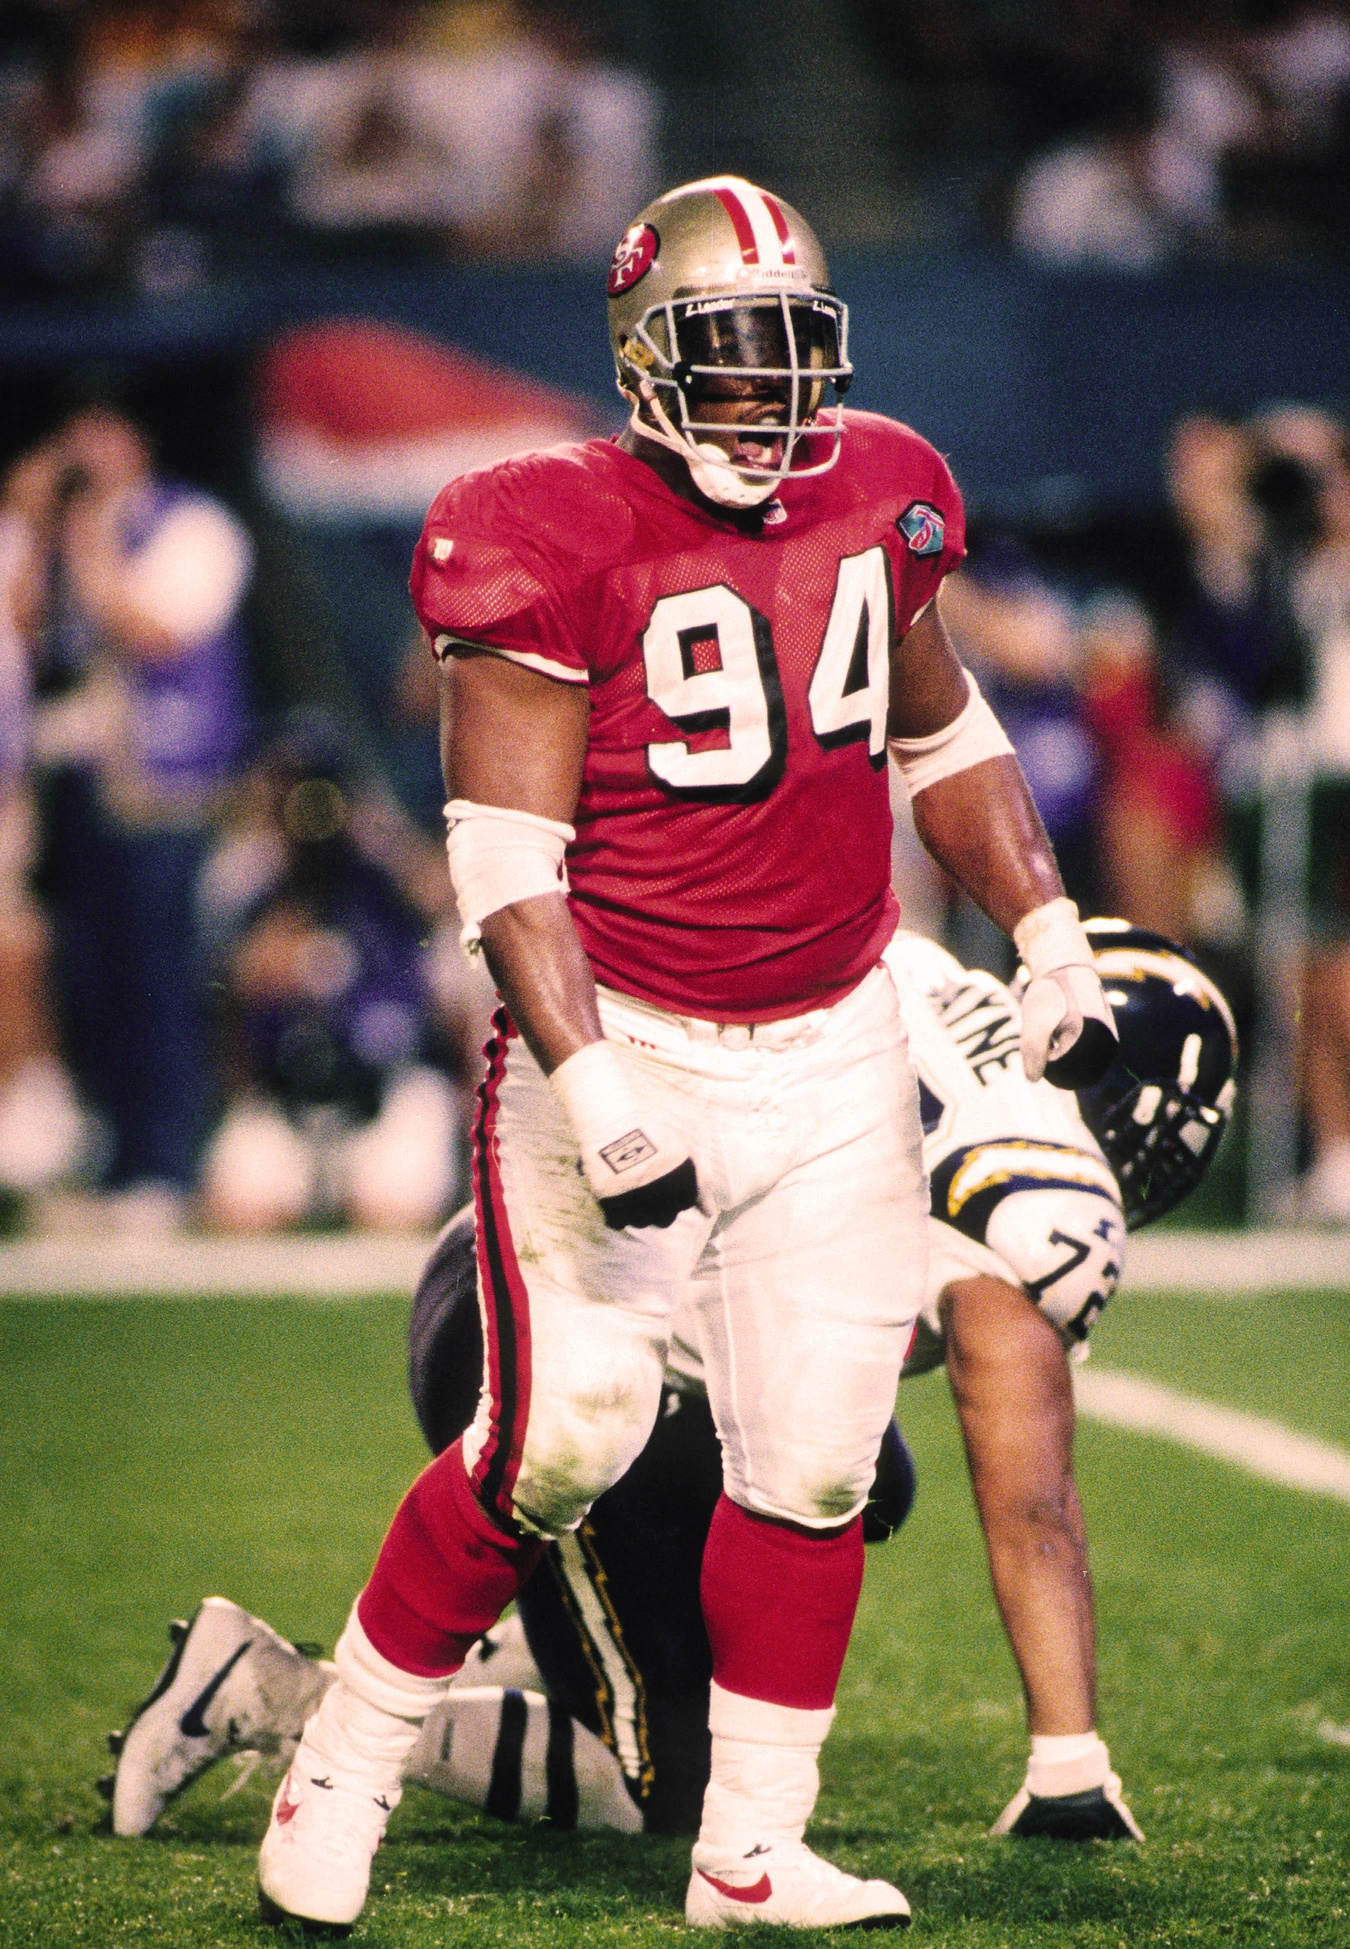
[[468, 1008, 533, 1526]]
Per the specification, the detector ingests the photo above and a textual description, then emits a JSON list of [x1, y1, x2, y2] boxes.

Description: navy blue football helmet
[[1074, 920, 1238, 1230]]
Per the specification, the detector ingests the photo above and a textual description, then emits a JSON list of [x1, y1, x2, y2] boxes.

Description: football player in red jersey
[[257, 177, 1119, 1934]]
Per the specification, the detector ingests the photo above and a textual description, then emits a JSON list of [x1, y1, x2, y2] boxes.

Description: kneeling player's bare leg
[[942, 1273, 1141, 1840]]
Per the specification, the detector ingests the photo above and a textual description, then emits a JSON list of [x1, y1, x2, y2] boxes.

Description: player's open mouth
[[730, 432, 785, 467]]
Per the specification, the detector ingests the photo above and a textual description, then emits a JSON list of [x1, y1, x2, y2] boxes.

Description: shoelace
[[219, 1751, 264, 1801]]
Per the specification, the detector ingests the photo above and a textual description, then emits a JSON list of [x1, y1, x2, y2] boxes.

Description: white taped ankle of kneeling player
[[1025, 1731, 1112, 1799], [334, 1604, 453, 1722], [699, 1686, 835, 1851], [548, 1040, 686, 1200], [245, 1643, 336, 1758], [405, 1687, 642, 1832]]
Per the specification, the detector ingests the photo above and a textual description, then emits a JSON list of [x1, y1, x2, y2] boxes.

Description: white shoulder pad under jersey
[[881, 931, 1127, 1375]]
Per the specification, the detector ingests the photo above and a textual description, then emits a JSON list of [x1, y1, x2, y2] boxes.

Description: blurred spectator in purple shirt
[[20, 403, 254, 1231], [198, 717, 487, 1233], [941, 540, 1105, 918]]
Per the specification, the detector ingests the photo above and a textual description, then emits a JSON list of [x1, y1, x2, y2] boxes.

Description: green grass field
[[2, 1276, 1348, 1949]]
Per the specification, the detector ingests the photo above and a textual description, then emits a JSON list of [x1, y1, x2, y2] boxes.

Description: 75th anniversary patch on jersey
[[897, 500, 945, 556]]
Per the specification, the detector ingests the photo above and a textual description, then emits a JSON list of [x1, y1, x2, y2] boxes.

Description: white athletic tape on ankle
[[887, 670, 1014, 799], [1025, 1731, 1112, 1798], [337, 1604, 451, 1719], [444, 798, 574, 954], [708, 1682, 835, 1747]]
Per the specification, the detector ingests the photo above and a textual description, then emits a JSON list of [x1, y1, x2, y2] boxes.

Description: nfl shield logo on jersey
[[897, 500, 945, 556]]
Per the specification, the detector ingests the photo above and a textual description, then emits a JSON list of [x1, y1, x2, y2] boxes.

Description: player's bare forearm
[[887, 599, 1065, 934], [940, 1273, 1096, 1735], [478, 895, 605, 1074], [440, 648, 603, 1073], [912, 756, 1064, 936]]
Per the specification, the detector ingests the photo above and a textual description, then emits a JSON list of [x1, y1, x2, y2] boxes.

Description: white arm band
[[444, 797, 575, 954], [887, 669, 1015, 800]]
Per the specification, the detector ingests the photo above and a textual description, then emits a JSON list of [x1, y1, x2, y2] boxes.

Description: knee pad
[[512, 1383, 665, 1536]]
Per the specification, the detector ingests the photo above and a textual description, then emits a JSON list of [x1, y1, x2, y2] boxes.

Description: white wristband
[[1013, 896, 1093, 977], [548, 1040, 688, 1203], [887, 669, 1015, 800]]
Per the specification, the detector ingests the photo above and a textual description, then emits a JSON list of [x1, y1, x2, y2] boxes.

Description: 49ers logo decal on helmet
[[897, 500, 945, 556], [608, 222, 659, 297]]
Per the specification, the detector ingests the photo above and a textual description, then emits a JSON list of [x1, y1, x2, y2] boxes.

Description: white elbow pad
[[444, 798, 574, 954], [887, 670, 1015, 799]]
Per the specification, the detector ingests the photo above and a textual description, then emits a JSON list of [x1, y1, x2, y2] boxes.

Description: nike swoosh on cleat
[[275, 1780, 302, 1826], [178, 1640, 254, 1738], [699, 1871, 773, 1904]]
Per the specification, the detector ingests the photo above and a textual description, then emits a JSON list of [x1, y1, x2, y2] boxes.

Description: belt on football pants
[[595, 982, 845, 1055]]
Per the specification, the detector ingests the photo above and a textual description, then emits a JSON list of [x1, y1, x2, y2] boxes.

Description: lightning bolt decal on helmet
[[1022, 920, 1240, 1230], [606, 176, 852, 508]]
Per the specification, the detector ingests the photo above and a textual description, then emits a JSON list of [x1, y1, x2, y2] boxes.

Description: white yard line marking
[[1075, 1367, 1350, 1506], [1124, 1231, 1349, 1295], [0, 1234, 435, 1298], [0, 1229, 1344, 1300]]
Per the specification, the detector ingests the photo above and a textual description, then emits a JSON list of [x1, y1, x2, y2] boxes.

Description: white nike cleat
[[686, 1840, 911, 1930], [107, 1597, 332, 1837], [258, 1752, 399, 1931]]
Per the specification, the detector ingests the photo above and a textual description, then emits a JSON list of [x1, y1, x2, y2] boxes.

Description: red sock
[[700, 1494, 864, 1711], [356, 1439, 543, 1677]]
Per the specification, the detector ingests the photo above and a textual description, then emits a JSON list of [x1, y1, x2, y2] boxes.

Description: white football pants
[[463, 963, 928, 1537]]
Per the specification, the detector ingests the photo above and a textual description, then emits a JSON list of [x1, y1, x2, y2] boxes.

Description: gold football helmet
[[606, 176, 852, 507]]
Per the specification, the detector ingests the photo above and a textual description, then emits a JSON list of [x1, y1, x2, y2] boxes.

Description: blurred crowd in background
[[0, 0, 1346, 1238], [3, 0, 1350, 296], [1, 383, 1346, 1238]]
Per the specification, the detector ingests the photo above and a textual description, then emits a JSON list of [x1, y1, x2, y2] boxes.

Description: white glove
[[549, 1041, 699, 1231], [1014, 899, 1118, 1088]]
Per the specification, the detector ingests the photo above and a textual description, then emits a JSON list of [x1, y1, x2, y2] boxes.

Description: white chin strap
[[689, 442, 780, 508], [630, 385, 781, 508]]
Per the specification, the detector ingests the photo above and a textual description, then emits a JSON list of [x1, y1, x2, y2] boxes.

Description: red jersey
[[411, 409, 965, 1019]]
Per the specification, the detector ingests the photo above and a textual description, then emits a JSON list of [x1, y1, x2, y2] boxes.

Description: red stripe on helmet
[[713, 185, 759, 264], [762, 193, 796, 264]]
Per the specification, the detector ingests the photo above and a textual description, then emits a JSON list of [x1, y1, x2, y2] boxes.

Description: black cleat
[[258, 1886, 354, 1937], [993, 1780, 1143, 1842]]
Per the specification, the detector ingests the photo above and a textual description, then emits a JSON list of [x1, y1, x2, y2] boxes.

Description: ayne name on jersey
[[106, 926, 1236, 1874], [236, 175, 1122, 1936]]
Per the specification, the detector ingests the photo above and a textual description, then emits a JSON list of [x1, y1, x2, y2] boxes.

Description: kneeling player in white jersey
[[105, 922, 1235, 1859]]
